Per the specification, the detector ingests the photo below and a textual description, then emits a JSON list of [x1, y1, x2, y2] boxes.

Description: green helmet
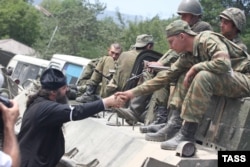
[[220, 7, 246, 32], [177, 0, 203, 16]]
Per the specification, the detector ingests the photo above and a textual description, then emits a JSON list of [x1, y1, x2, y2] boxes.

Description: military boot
[[114, 108, 139, 123], [76, 85, 97, 103], [140, 106, 168, 133], [160, 122, 198, 150], [140, 123, 165, 133], [114, 95, 151, 124], [145, 110, 183, 142]]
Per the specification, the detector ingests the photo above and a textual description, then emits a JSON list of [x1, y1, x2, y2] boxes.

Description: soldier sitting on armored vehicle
[[107, 34, 154, 94], [219, 7, 247, 51], [106, 34, 154, 124], [114, 0, 213, 130], [143, 6, 248, 143], [115, 19, 250, 150], [75, 43, 122, 102]]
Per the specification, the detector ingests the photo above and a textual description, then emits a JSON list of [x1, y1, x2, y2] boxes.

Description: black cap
[[40, 68, 67, 90]]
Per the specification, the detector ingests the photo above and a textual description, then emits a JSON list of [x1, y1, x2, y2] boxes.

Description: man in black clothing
[[18, 68, 122, 167]]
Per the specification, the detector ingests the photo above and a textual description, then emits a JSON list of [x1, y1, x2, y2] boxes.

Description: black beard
[[56, 95, 69, 104]]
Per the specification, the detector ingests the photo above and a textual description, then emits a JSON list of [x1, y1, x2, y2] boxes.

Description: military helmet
[[177, 0, 203, 16], [220, 7, 246, 32]]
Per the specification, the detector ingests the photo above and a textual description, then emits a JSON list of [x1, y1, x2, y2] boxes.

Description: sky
[[89, 0, 183, 19]]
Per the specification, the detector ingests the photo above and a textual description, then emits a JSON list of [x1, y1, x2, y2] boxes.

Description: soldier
[[144, 7, 248, 142], [117, 0, 213, 132], [108, 34, 154, 124], [107, 34, 154, 93], [77, 58, 100, 88], [76, 43, 122, 102], [220, 7, 247, 51], [177, 0, 212, 32], [115, 19, 250, 150]]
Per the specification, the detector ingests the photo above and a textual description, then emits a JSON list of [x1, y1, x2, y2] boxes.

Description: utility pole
[[35, 5, 58, 55]]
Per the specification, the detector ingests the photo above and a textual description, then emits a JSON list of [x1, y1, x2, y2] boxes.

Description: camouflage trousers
[[169, 73, 187, 111], [144, 86, 170, 124], [143, 70, 171, 124], [182, 71, 250, 123]]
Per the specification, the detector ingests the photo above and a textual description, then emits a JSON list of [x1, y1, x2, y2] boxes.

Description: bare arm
[[1, 100, 20, 167]]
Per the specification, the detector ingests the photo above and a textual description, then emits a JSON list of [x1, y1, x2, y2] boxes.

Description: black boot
[[76, 85, 97, 103], [140, 106, 168, 133], [84, 84, 97, 96], [145, 110, 183, 142], [140, 123, 165, 133], [160, 122, 198, 150]]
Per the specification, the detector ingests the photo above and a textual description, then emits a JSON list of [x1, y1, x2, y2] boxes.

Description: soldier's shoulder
[[193, 20, 213, 32]]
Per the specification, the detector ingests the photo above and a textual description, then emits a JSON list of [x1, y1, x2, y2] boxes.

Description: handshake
[[102, 90, 134, 108]]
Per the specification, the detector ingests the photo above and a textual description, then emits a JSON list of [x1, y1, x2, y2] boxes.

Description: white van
[[7, 54, 50, 85], [48, 54, 91, 85]]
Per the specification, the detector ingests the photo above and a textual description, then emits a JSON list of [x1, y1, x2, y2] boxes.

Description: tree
[[34, 0, 110, 59], [120, 15, 176, 53], [0, 0, 40, 46]]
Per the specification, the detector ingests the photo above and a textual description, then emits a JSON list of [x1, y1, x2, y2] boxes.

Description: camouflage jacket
[[232, 35, 248, 52], [77, 58, 100, 86], [87, 56, 115, 97], [112, 49, 143, 91], [131, 31, 250, 97], [191, 20, 213, 33]]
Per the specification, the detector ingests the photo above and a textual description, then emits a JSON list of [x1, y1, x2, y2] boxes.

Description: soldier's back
[[113, 49, 141, 91]]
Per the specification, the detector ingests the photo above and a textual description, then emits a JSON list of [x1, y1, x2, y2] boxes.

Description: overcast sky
[[89, 0, 183, 19]]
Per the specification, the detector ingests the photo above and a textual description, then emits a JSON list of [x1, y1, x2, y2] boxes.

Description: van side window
[[63, 63, 83, 85]]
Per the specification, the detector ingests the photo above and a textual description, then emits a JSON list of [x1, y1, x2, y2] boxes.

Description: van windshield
[[11, 62, 45, 85]]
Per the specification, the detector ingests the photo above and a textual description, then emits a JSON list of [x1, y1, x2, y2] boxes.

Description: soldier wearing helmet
[[137, 0, 213, 142], [177, 0, 213, 32], [220, 7, 247, 51], [115, 0, 214, 136]]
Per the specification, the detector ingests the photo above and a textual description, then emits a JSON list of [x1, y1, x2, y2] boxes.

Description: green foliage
[[35, 0, 109, 59], [0, 0, 40, 46], [200, 0, 224, 32], [2, 0, 250, 58]]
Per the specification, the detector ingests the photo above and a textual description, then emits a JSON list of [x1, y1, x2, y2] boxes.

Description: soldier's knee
[[193, 71, 214, 83]]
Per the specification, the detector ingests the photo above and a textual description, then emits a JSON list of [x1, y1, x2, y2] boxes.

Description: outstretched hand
[[103, 95, 125, 108], [114, 90, 134, 102], [183, 67, 198, 88]]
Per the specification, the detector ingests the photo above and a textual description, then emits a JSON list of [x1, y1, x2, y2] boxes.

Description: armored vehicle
[[11, 50, 250, 167]]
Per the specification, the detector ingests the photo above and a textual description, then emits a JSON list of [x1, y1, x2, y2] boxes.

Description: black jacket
[[18, 97, 104, 167]]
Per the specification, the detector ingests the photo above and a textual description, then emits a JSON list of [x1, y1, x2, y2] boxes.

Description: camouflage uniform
[[143, 50, 179, 124], [144, 20, 213, 124], [190, 20, 213, 33], [232, 35, 247, 51], [86, 56, 115, 97], [157, 20, 250, 150], [107, 34, 154, 94], [220, 7, 247, 52], [77, 58, 100, 87], [181, 31, 250, 123], [168, 7, 248, 113], [111, 49, 142, 91], [131, 23, 250, 123]]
